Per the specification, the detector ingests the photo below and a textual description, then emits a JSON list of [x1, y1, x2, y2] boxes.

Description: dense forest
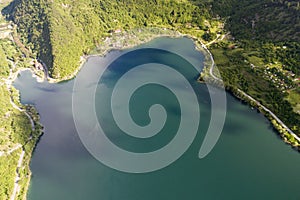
[[4, 0, 212, 79], [211, 0, 300, 41]]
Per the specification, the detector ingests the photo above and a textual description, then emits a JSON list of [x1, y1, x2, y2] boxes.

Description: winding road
[[4, 64, 36, 200]]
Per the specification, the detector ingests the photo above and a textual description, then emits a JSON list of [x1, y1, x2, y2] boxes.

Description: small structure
[[114, 29, 122, 34]]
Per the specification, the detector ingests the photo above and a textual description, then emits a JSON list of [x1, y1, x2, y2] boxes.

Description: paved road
[[203, 41, 300, 143], [237, 89, 300, 142]]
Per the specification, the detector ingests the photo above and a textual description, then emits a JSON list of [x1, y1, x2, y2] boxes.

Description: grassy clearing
[[287, 89, 300, 114]]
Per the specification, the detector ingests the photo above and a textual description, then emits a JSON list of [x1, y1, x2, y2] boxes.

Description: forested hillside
[[5, 0, 212, 79], [211, 0, 300, 41]]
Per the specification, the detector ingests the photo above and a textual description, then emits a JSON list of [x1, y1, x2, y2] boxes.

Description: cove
[[14, 37, 300, 200]]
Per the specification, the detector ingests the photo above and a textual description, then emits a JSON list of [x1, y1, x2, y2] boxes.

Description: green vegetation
[[0, 45, 9, 76], [287, 88, 300, 114], [0, 150, 19, 199], [0, 2, 43, 197], [208, 0, 300, 137], [211, 0, 300, 41], [7, 0, 218, 79]]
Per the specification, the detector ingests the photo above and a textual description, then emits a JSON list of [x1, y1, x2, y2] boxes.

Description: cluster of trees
[[0, 84, 32, 200], [0, 45, 9, 77], [0, 150, 19, 200], [4, 0, 53, 71], [0, 34, 43, 200], [271, 118, 299, 147]]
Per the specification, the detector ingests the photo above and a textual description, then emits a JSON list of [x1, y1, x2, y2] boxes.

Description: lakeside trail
[[202, 39, 300, 143]]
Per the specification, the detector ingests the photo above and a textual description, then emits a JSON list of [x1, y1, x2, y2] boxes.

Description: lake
[[14, 37, 300, 200]]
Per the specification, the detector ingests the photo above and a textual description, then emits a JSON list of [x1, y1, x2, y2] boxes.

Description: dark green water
[[14, 38, 300, 200]]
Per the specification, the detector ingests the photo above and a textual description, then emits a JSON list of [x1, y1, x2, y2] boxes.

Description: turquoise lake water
[[14, 37, 300, 200]]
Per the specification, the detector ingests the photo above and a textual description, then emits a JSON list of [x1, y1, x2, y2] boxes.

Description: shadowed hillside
[[210, 0, 300, 41]]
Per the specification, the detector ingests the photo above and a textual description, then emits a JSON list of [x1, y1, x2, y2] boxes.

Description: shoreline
[[10, 29, 187, 199], [198, 41, 300, 149], [46, 29, 215, 84], [38, 27, 299, 149], [6, 66, 44, 200], [46, 28, 184, 83]]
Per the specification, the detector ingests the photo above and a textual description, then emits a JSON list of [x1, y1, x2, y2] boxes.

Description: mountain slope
[[7, 0, 211, 79], [211, 0, 300, 41]]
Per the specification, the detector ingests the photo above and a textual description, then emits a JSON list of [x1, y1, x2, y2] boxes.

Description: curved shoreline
[[5, 66, 43, 200], [39, 27, 300, 148], [46, 28, 184, 83], [13, 27, 299, 200]]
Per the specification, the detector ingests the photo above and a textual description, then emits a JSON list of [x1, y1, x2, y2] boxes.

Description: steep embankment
[[5, 0, 53, 71]]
